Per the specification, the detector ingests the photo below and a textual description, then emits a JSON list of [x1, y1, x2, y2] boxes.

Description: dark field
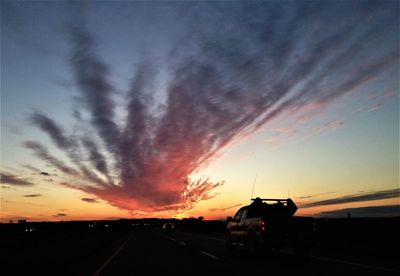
[[1, 218, 399, 275]]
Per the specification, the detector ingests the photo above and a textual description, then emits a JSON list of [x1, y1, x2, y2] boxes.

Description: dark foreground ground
[[1, 218, 399, 275]]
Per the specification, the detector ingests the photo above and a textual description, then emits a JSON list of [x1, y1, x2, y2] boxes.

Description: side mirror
[[226, 216, 233, 222]]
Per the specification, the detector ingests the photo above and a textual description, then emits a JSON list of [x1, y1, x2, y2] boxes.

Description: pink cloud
[[316, 119, 344, 133], [20, 3, 398, 215]]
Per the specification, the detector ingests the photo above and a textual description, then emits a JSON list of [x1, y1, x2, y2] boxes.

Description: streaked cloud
[[81, 197, 99, 204], [21, 1, 398, 214], [21, 164, 41, 173], [319, 205, 400, 218], [0, 172, 34, 186], [367, 103, 383, 112], [302, 188, 400, 208], [53, 213, 67, 217], [24, 141, 80, 176], [24, 194, 41, 197], [316, 119, 344, 133], [265, 128, 297, 146]]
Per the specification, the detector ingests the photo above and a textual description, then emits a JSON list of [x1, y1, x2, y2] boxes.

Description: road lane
[[93, 228, 400, 275], [99, 229, 226, 275], [170, 230, 400, 275], [2, 227, 398, 275], [93, 231, 135, 276], [0, 229, 132, 275]]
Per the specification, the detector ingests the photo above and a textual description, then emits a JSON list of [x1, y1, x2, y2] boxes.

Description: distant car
[[226, 197, 315, 256], [162, 223, 175, 233], [25, 227, 35, 232]]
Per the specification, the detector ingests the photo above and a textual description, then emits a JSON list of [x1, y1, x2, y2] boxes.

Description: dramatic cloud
[[0, 173, 34, 186], [40, 172, 50, 176], [23, 2, 398, 214], [31, 112, 76, 150], [24, 194, 41, 197], [319, 205, 400, 218], [302, 188, 400, 208], [24, 141, 80, 176], [29, 113, 107, 185], [81, 197, 99, 203], [69, 25, 120, 155]]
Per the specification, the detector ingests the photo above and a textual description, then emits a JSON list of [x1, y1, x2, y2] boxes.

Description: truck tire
[[226, 232, 234, 253], [247, 232, 258, 255]]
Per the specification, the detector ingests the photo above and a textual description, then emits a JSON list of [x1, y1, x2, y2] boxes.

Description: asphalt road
[[2, 228, 399, 275]]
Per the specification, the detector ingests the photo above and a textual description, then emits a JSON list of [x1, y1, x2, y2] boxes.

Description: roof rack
[[251, 198, 289, 202], [251, 197, 298, 216]]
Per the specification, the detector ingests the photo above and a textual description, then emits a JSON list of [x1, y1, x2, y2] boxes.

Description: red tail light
[[259, 220, 266, 232]]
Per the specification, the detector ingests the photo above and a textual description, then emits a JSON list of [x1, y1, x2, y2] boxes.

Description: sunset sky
[[1, 1, 399, 222]]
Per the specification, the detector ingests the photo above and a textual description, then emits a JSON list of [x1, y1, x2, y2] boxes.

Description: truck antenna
[[250, 172, 258, 200]]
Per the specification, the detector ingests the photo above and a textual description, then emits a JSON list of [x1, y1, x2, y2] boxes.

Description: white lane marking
[[201, 251, 219, 260], [169, 238, 176, 242], [311, 255, 400, 273], [179, 241, 187, 246], [93, 232, 134, 276]]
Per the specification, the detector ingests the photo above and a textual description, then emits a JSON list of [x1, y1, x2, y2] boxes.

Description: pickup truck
[[226, 197, 315, 256]]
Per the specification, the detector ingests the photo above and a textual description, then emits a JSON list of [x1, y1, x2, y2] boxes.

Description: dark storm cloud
[[302, 189, 400, 208], [0, 172, 34, 186], [25, 1, 399, 213], [81, 197, 99, 203], [319, 205, 400, 218]]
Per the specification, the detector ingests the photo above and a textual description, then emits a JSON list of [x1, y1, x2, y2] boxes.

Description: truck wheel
[[226, 232, 234, 253], [247, 233, 258, 255]]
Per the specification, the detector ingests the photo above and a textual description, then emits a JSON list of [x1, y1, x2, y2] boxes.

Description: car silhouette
[[162, 223, 175, 233]]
